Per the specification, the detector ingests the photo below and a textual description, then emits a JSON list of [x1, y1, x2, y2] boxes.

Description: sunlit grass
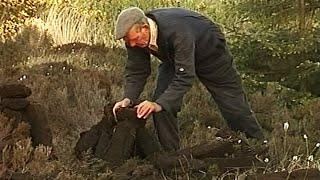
[[42, 0, 229, 47]]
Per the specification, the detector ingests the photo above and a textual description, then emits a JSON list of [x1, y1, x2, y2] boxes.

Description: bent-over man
[[113, 7, 264, 151]]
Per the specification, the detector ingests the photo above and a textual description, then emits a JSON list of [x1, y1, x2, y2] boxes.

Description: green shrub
[[0, 0, 46, 41]]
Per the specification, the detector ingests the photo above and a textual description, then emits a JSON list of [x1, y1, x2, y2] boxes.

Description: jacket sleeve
[[123, 46, 151, 103], [155, 32, 196, 114]]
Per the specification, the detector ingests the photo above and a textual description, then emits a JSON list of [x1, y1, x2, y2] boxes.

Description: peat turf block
[[0, 84, 31, 98], [1, 98, 30, 110]]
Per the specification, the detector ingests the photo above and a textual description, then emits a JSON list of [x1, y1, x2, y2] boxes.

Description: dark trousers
[[152, 52, 264, 151], [152, 62, 180, 151]]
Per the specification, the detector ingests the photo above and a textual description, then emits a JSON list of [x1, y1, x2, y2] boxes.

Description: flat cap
[[115, 7, 146, 40]]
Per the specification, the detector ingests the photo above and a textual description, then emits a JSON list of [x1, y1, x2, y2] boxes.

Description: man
[[113, 7, 264, 151]]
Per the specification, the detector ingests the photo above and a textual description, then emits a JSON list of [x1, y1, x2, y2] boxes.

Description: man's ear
[[142, 23, 149, 30]]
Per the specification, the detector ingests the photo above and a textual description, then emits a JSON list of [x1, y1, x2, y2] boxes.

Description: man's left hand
[[135, 100, 162, 119]]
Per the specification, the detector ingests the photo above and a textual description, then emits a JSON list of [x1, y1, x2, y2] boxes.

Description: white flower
[[316, 143, 320, 148], [46, 72, 50, 76], [69, 68, 73, 72], [198, 170, 206, 174], [62, 66, 66, 70], [22, 75, 27, 79], [207, 126, 211, 129], [238, 139, 242, 144], [283, 122, 289, 132], [263, 140, 268, 144], [49, 65, 53, 69], [303, 134, 308, 139], [292, 156, 298, 161], [264, 158, 269, 163], [19, 77, 23, 81], [307, 155, 313, 161]]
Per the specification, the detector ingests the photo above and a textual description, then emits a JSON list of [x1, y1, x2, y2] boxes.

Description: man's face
[[124, 24, 150, 48]]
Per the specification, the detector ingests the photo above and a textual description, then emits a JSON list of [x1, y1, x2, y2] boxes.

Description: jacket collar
[[147, 17, 158, 52]]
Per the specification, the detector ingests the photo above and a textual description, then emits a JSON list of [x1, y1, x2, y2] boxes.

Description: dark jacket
[[123, 7, 229, 114]]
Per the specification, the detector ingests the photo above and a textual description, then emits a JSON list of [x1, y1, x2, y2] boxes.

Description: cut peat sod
[[75, 107, 320, 179]]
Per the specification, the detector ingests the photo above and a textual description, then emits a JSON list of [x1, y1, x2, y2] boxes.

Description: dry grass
[[0, 114, 59, 178], [44, 4, 113, 46]]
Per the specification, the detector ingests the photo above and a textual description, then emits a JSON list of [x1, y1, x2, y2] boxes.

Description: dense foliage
[[229, 0, 320, 69], [0, 0, 46, 41]]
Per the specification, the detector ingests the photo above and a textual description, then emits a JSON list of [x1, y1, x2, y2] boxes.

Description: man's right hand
[[112, 98, 131, 116]]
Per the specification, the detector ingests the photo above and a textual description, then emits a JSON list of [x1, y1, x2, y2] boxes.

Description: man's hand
[[135, 100, 162, 119], [113, 98, 131, 116]]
